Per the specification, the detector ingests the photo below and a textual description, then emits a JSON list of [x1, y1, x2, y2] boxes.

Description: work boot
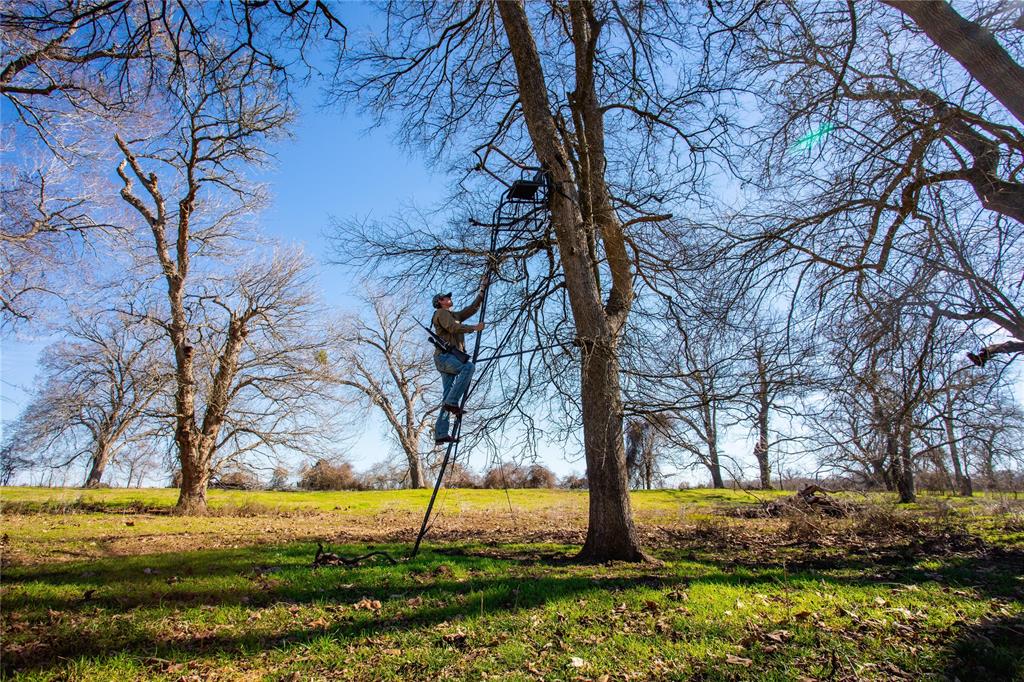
[[434, 435, 459, 445], [443, 403, 465, 417]]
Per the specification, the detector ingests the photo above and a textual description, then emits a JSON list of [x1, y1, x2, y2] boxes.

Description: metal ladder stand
[[410, 169, 551, 558]]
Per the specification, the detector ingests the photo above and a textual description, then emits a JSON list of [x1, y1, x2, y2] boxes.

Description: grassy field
[[1, 487, 1022, 680]]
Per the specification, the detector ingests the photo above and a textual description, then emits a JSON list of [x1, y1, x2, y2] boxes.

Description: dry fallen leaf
[[725, 654, 753, 667], [568, 656, 586, 668], [442, 629, 468, 647], [353, 598, 382, 611]]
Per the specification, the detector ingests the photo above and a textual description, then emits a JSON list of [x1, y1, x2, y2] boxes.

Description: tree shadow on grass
[[1, 541, 676, 675], [943, 614, 1024, 681], [1, 539, 839, 677], [3, 538, 1021, 678]]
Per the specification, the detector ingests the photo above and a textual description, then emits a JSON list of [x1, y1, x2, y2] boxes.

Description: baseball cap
[[431, 292, 453, 308]]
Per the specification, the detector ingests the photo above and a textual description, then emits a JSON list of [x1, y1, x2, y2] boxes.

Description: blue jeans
[[434, 353, 474, 439]]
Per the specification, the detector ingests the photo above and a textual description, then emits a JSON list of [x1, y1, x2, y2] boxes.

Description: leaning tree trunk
[[497, 0, 648, 562], [84, 440, 112, 488]]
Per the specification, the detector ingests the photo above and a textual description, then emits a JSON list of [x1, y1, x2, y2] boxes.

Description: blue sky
[[0, 68, 591, 483], [0, 71, 444, 458], [4, 10, 1020, 486]]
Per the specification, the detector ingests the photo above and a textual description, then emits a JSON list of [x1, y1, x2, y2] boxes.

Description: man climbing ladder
[[430, 270, 490, 444], [411, 167, 549, 559]]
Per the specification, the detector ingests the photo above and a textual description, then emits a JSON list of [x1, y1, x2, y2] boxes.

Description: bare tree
[[737, 315, 818, 490], [958, 383, 1024, 488], [625, 414, 670, 490], [330, 0, 735, 562], [191, 251, 344, 482], [814, 298, 950, 503], [0, 309, 166, 486], [331, 291, 436, 489], [661, 331, 742, 490], [2, 0, 345, 152], [0, 436, 35, 486], [1, 0, 345, 326], [725, 2, 1024, 373], [114, 41, 306, 512], [110, 441, 163, 488]]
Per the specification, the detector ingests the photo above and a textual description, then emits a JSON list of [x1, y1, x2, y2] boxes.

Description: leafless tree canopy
[[721, 2, 1024, 352], [3, 2, 1022, 507], [331, 291, 438, 489], [0, 0, 346, 327], [1, 309, 166, 486]]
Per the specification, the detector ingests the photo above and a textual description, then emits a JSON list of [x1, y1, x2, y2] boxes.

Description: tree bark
[[83, 441, 111, 488], [708, 449, 725, 489], [497, 0, 648, 562], [883, 1, 1024, 128], [753, 350, 772, 489], [177, 454, 210, 514], [577, 342, 646, 561], [943, 398, 972, 497], [406, 446, 425, 489], [895, 424, 916, 503]]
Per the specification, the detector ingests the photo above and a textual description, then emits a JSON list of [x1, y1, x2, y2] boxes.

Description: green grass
[[2, 488, 1022, 680], [0, 485, 795, 515]]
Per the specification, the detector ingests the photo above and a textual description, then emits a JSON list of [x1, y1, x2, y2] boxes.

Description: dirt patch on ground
[[4, 501, 1021, 578]]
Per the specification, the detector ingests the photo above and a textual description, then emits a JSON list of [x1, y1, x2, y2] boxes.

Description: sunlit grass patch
[[2, 529, 1022, 680], [2, 488, 1022, 679]]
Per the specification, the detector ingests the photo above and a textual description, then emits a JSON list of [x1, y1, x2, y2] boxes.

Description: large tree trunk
[[176, 317, 248, 512], [882, 1, 1024, 128], [577, 343, 646, 562], [177, 451, 211, 514], [83, 441, 112, 488], [871, 456, 892, 490], [497, 0, 648, 562], [929, 449, 955, 492], [406, 445, 425, 489], [172, 336, 206, 512], [708, 450, 725, 489], [895, 425, 916, 503]]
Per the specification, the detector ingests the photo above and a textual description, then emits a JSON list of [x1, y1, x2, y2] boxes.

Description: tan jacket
[[431, 294, 483, 355]]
